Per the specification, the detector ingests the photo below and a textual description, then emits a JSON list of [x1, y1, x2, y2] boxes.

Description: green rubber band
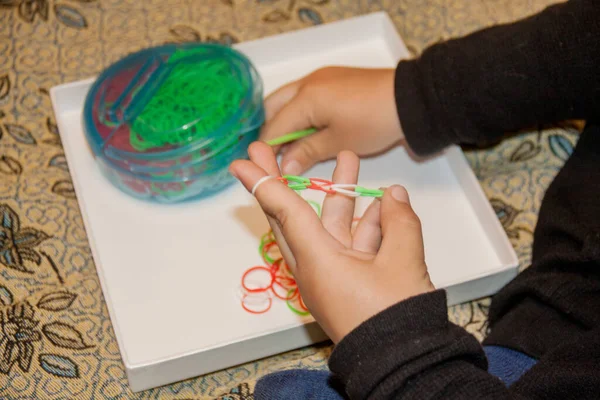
[[259, 243, 274, 265], [288, 183, 309, 191], [259, 230, 282, 265], [307, 200, 321, 217], [266, 128, 317, 146], [259, 238, 275, 265], [282, 175, 311, 184], [355, 186, 384, 197], [260, 231, 273, 245], [286, 289, 310, 316]]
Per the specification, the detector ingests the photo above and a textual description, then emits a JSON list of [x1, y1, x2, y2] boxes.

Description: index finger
[[246, 142, 295, 265]]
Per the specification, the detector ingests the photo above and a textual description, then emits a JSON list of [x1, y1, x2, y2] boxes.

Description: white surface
[[50, 12, 518, 392]]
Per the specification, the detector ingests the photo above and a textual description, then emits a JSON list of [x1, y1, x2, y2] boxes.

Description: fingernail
[[390, 185, 409, 203], [283, 160, 302, 176], [228, 166, 239, 179]]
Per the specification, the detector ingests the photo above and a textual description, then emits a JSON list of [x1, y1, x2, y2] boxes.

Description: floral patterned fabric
[[0, 0, 572, 398]]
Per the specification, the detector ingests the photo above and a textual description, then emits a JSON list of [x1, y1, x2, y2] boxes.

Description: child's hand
[[229, 142, 434, 343], [260, 67, 404, 176]]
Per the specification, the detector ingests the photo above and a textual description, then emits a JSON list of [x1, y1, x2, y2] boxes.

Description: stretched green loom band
[[355, 186, 384, 197], [282, 175, 311, 184], [288, 183, 309, 191], [266, 128, 317, 146]]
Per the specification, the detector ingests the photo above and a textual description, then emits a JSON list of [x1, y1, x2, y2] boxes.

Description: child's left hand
[[229, 142, 435, 343]]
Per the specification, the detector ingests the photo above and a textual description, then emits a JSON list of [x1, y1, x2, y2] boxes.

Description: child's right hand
[[260, 67, 405, 176], [229, 142, 435, 343]]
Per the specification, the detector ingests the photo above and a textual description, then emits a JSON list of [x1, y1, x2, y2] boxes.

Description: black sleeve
[[328, 289, 600, 400], [328, 290, 519, 400], [394, 0, 600, 156]]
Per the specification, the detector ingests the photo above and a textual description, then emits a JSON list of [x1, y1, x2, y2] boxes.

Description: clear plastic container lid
[[83, 43, 263, 175]]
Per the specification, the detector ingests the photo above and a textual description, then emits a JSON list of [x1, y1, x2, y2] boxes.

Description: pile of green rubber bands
[[129, 50, 252, 153], [124, 50, 253, 159]]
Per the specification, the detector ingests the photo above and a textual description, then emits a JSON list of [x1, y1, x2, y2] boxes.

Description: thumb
[[377, 185, 425, 265], [280, 128, 336, 175]]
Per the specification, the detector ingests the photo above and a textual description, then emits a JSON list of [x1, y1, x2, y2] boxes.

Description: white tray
[[50, 12, 518, 392]]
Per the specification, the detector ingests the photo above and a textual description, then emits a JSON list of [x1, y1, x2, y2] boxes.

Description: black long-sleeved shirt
[[328, 1, 600, 398]]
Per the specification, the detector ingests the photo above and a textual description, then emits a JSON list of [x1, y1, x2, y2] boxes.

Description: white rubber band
[[251, 175, 274, 196], [329, 184, 362, 197], [330, 184, 358, 190], [332, 187, 361, 197]]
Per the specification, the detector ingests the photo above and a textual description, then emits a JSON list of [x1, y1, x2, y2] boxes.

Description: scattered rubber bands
[[240, 194, 323, 314], [239, 230, 310, 315]]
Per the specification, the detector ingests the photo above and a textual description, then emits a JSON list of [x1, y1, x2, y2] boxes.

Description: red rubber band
[[271, 283, 298, 300], [261, 242, 281, 265], [278, 262, 294, 278], [274, 277, 296, 293], [268, 257, 284, 273], [308, 178, 336, 194], [309, 178, 333, 185], [241, 266, 274, 293], [270, 265, 282, 277], [299, 295, 308, 311], [274, 275, 296, 287]]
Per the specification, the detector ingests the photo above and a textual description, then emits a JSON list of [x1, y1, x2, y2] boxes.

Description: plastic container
[[83, 43, 264, 203]]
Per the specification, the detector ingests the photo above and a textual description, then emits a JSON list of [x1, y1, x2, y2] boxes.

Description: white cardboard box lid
[[50, 12, 518, 392]]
